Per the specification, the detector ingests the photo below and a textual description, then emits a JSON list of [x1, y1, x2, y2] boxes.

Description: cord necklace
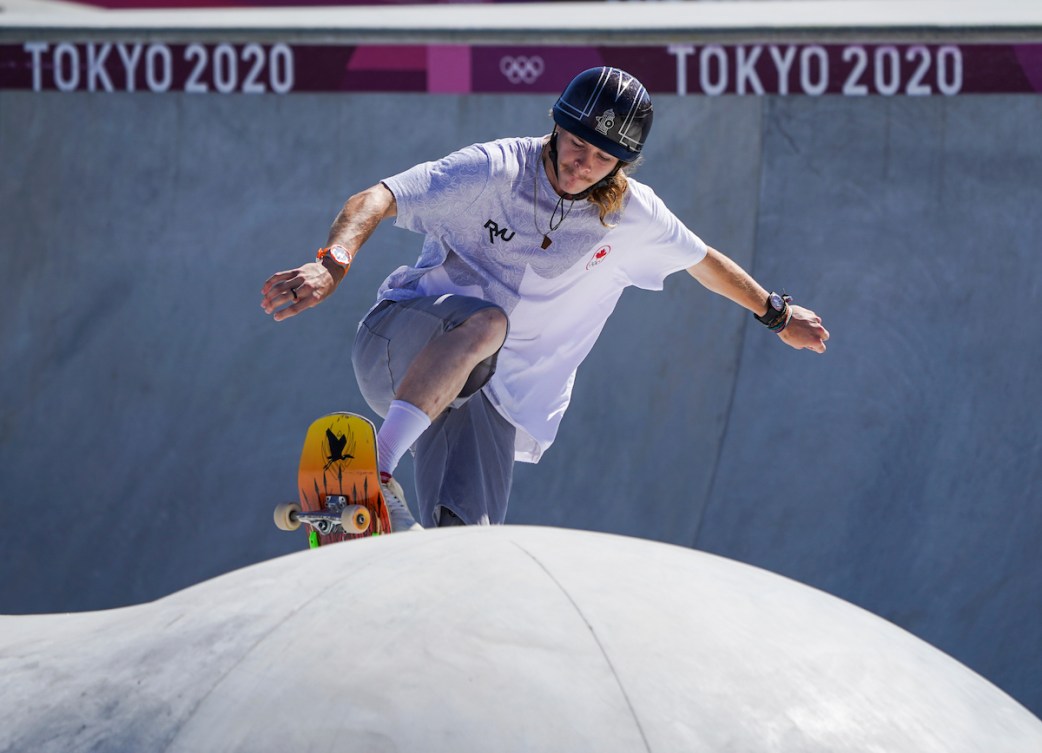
[[532, 150, 575, 250]]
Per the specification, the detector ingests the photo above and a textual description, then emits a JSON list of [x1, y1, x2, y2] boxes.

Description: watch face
[[330, 246, 351, 266], [769, 292, 784, 312]]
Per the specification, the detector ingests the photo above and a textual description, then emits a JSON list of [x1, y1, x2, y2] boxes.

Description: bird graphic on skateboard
[[273, 412, 391, 547]]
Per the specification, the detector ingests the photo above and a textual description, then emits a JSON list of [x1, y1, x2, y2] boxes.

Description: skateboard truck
[[275, 412, 390, 547], [274, 495, 372, 536]]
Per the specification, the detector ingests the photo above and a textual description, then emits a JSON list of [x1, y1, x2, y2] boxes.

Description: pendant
[[541, 235, 552, 250]]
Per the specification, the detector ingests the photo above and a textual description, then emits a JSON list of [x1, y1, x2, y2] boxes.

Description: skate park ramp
[[3, 0, 1042, 726], [3, 526, 1041, 753]]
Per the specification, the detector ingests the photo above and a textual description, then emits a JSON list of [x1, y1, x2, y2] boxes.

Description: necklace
[[532, 151, 575, 250]]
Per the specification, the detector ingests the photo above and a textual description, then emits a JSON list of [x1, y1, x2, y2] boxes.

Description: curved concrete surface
[[2, 527, 1040, 753]]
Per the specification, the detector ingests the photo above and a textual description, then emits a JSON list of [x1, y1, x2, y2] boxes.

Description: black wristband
[[754, 292, 792, 329]]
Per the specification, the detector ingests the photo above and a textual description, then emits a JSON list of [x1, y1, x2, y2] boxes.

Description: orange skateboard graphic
[[273, 412, 391, 547]]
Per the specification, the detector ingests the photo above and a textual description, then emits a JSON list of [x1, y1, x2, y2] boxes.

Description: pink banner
[[2, 43, 1040, 95]]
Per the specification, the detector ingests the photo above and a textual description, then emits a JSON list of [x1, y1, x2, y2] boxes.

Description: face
[[546, 128, 620, 196]]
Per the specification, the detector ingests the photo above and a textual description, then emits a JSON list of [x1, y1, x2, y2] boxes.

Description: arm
[[260, 183, 397, 322], [687, 246, 829, 353]]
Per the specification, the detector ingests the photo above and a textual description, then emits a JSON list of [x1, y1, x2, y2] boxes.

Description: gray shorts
[[351, 295, 516, 527]]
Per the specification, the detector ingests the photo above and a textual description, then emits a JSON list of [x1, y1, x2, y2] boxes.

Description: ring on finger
[[290, 287, 299, 300]]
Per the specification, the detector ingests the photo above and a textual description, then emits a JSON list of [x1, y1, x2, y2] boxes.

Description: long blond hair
[[587, 168, 630, 227]]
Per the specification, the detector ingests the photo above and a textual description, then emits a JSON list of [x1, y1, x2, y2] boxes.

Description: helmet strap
[[571, 164, 621, 201], [548, 128, 562, 184]]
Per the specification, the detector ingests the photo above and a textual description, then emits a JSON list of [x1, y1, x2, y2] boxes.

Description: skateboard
[[273, 412, 391, 547]]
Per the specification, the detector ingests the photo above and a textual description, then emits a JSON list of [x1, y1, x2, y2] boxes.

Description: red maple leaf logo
[[586, 245, 612, 270]]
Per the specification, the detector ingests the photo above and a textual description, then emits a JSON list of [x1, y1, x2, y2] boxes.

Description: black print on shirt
[[484, 219, 516, 244]]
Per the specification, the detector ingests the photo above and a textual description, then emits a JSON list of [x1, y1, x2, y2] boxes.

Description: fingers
[[783, 305, 829, 353], [272, 298, 306, 322], [779, 313, 829, 353], [816, 317, 830, 348], [806, 319, 830, 353], [800, 323, 828, 353], [261, 270, 305, 319], [260, 269, 297, 296], [261, 262, 335, 321]]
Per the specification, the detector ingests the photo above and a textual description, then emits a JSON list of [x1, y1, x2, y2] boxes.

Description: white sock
[[377, 400, 431, 476]]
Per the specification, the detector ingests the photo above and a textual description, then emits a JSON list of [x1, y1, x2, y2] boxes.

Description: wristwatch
[[754, 292, 791, 328], [317, 245, 353, 268]]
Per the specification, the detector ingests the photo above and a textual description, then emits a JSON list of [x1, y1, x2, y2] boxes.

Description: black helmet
[[552, 67, 653, 163]]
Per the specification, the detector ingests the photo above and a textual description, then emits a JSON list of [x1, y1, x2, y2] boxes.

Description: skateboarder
[[261, 66, 829, 532]]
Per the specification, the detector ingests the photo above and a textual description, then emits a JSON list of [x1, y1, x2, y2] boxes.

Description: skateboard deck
[[273, 412, 391, 547]]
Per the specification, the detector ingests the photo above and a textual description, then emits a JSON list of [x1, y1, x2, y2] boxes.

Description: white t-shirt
[[380, 136, 707, 462]]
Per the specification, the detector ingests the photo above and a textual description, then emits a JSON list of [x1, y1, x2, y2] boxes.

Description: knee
[[460, 307, 508, 352]]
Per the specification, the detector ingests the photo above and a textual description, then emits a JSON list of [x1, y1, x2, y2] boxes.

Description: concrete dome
[[2, 526, 1039, 752]]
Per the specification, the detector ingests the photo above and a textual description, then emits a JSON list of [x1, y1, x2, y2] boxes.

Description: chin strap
[[548, 129, 562, 184]]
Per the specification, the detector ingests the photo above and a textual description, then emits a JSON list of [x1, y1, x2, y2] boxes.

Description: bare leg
[[395, 307, 508, 419]]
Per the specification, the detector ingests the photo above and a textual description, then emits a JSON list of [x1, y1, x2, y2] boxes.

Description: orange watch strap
[[316, 245, 353, 268]]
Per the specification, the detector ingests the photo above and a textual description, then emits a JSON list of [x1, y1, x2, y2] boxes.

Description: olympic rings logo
[[499, 56, 545, 85]]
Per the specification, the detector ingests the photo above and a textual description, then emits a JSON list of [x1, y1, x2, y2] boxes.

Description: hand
[[778, 305, 829, 353], [260, 262, 337, 322]]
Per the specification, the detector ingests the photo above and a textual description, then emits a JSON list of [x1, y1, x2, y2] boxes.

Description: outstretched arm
[[687, 246, 829, 353], [260, 183, 397, 322]]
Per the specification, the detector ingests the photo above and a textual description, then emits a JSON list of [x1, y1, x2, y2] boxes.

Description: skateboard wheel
[[274, 502, 302, 532], [341, 505, 371, 534]]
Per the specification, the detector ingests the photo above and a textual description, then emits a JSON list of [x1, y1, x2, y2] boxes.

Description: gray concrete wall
[[1, 90, 1040, 718]]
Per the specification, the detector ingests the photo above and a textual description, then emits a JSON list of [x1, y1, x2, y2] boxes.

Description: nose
[[574, 152, 594, 175]]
